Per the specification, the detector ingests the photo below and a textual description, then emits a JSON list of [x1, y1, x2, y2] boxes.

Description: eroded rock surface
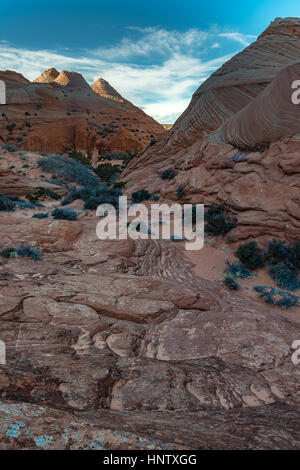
[[123, 18, 300, 242]]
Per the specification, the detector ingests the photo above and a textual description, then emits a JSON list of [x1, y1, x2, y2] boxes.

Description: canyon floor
[[0, 146, 299, 450]]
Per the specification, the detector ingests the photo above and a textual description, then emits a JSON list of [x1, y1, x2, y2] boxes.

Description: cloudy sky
[[0, 0, 299, 123]]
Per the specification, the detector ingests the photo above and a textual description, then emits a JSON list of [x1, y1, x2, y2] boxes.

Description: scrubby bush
[[16, 244, 42, 260], [32, 212, 49, 219], [0, 194, 16, 211], [94, 163, 121, 184], [131, 189, 151, 204], [176, 185, 185, 199], [268, 262, 300, 291], [69, 150, 90, 166], [161, 167, 176, 180], [264, 239, 300, 291], [223, 276, 240, 290], [0, 244, 42, 261], [121, 149, 138, 169], [61, 186, 121, 210], [255, 286, 299, 309], [51, 207, 78, 220], [235, 241, 265, 270], [225, 261, 254, 279], [0, 247, 18, 258], [26, 187, 61, 202], [205, 205, 237, 236], [265, 239, 290, 266], [38, 154, 99, 187]]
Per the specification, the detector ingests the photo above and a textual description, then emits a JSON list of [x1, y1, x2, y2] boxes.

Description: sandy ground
[[184, 236, 300, 324]]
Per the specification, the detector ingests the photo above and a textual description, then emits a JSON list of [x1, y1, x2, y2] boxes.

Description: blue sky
[[0, 0, 299, 122]]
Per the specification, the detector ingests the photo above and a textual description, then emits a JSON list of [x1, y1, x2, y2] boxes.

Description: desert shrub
[[6, 123, 16, 133], [26, 187, 61, 202], [131, 189, 151, 204], [255, 286, 299, 309], [223, 276, 240, 290], [2, 143, 18, 152], [161, 167, 176, 180], [268, 263, 300, 291], [235, 241, 265, 270], [121, 149, 138, 169], [0, 194, 16, 211], [225, 261, 254, 279], [51, 207, 78, 220], [205, 205, 237, 236], [264, 239, 300, 290], [38, 154, 99, 187], [0, 245, 42, 260], [16, 244, 42, 260], [94, 163, 121, 184], [176, 185, 185, 199], [69, 150, 90, 166], [150, 194, 160, 201], [32, 212, 49, 219], [61, 186, 121, 210], [265, 239, 291, 266], [113, 181, 125, 190], [0, 247, 18, 258]]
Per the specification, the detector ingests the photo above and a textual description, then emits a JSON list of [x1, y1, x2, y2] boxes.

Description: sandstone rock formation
[[34, 67, 60, 84], [123, 17, 300, 242], [1, 17, 300, 450], [0, 68, 164, 155], [0, 200, 300, 448], [92, 78, 124, 101]]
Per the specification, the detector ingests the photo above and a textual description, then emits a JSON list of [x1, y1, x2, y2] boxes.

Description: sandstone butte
[[0, 17, 300, 450], [123, 16, 300, 242], [0, 68, 164, 155]]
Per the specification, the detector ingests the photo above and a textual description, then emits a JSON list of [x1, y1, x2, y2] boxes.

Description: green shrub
[[26, 187, 61, 202], [268, 263, 300, 291], [69, 150, 90, 166], [161, 167, 176, 180], [38, 154, 99, 187], [32, 212, 49, 219], [121, 149, 138, 169], [235, 241, 265, 270], [223, 276, 240, 290], [94, 163, 121, 184], [6, 123, 16, 133], [176, 185, 185, 199], [255, 286, 299, 309], [0, 194, 16, 211], [131, 189, 151, 204], [205, 205, 237, 236], [51, 207, 78, 220], [225, 261, 254, 279], [0, 244, 42, 260]]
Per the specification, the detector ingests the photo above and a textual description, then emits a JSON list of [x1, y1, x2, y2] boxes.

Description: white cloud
[[0, 26, 256, 123], [218, 32, 256, 46]]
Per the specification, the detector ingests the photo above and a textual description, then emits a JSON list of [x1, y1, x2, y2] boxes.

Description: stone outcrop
[[92, 78, 124, 101], [0, 68, 164, 155], [123, 17, 300, 242]]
